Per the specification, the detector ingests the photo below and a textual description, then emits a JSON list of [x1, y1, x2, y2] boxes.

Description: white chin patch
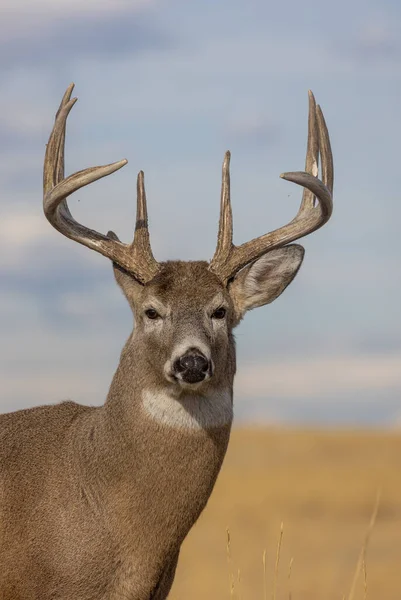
[[141, 389, 233, 430]]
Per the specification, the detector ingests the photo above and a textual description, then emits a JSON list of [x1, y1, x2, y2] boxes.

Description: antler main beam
[[43, 83, 160, 284], [209, 91, 334, 284]]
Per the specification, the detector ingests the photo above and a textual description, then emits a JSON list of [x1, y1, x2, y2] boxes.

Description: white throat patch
[[141, 389, 233, 430]]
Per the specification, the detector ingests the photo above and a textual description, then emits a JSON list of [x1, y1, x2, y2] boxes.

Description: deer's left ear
[[228, 244, 305, 320]]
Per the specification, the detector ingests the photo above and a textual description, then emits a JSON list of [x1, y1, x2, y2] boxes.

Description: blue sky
[[1, 0, 400, 425]]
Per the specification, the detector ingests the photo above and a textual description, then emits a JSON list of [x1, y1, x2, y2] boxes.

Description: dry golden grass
[[170, 428, 401, 600]]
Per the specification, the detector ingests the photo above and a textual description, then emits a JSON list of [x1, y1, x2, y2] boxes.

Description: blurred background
[[1, 0, 401, 598]]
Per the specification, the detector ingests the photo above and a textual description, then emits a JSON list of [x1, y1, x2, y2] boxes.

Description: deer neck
[[75, 339, 234, 550]]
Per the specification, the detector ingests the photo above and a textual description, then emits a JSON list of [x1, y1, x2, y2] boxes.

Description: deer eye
[[211, 307, 226, 319], [145, 308, 160, 320]]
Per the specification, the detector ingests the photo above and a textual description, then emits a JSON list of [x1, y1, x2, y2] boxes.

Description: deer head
[[43, 84, 333, 400]]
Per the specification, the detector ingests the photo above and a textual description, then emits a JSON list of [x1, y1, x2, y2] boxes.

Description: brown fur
[[0, 251, 303, 599]]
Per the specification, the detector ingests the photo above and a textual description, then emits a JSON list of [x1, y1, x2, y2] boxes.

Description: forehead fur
[[145, 261, 225, 304]]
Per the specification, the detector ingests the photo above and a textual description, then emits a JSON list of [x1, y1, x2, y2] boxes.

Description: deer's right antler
[[209, 91, 334, 284], [43, 84, 160, 284]]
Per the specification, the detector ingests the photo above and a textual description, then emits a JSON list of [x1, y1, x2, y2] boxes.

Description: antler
[[43, 83, 160, 284], [209, 91, 333, 284]]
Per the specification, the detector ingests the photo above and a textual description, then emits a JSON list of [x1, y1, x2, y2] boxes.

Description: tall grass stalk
[[348, 490, 381, 600]]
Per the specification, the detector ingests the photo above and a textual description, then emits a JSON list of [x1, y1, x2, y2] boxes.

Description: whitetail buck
[[0, 84, 333, 599]]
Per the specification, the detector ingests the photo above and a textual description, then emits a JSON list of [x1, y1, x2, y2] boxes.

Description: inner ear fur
[[228, 244, 305, 320]]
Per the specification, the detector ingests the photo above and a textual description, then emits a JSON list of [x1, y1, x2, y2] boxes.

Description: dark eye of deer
[[145, 308, 159, 320], [211, 307, 226, 319]]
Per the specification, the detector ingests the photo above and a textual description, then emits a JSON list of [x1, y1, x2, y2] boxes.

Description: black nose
[[173, 350, 210, 384]]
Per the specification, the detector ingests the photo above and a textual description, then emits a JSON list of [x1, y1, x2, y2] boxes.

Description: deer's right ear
[[108, 230, 143, 303], [113, 263, 144, 304], [228, 244, 305, 321]]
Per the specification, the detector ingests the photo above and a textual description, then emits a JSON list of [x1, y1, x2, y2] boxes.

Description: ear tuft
[[229, 244, 304, 319]]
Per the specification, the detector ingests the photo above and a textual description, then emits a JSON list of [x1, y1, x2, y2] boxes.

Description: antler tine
[[43, 84, 160, 284], [211, 151, 233, 267], [299, 90, 319, 211], [127, 171, 159, 276], [43, 83, 75, 195], [209, 91, 334, 284], [281, 95, 333, 218], [316, 103, 334, 194]]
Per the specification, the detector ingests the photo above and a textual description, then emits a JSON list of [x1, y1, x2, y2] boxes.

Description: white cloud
[[355, 18, 398, 56], [1, 212, 47, 245], [0, 205, 112, 271], [235, 354, 401, 400], [331, 14, 401, 71], [0, 211, 49, 268], [0, 70, 55, 137], [0, 370, 106, 413], [1, 0, 153, 40], [225, 113, 279, 145], [0, 154, 42, 183], [4, 0, 149, 10], [59, 286, 124, 318], [0, 104, 50, 137]]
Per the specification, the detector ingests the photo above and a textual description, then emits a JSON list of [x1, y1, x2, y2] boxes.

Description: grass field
[[171, 428, 401, 600]]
